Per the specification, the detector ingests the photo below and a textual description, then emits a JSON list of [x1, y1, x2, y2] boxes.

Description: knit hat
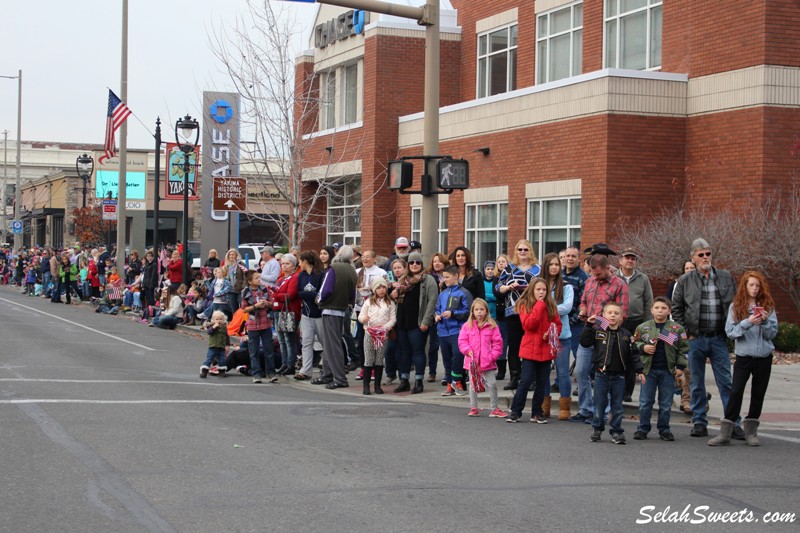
[[370, 277, 389, 292], [408, 251, 424, 264], [484, 260, 496, 270]]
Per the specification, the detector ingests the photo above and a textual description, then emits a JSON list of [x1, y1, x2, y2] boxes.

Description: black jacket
[[580, 324, 643, 375], [143, 259, 159, 289]]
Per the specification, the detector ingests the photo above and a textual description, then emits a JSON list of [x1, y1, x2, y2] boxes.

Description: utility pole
[[115, 0, 129, 268], [1, 130, 7, 244]]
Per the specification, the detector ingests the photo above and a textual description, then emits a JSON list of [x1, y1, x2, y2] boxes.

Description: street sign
[[11, 220, 22, 234], [102, 199, 118, 221], [212, 177, 247, 211]]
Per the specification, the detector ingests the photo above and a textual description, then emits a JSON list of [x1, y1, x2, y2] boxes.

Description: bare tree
[[210, 0, 384, 247]]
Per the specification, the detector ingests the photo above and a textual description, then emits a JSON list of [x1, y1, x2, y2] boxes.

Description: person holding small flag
[[633, 296, 689, 441]]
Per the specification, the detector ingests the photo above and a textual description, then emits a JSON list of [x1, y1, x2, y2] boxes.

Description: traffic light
[[387, 160, 413, 191], [437, 159, 469, 189]]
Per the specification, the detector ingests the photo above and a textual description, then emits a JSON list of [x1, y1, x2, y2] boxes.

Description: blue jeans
[[276, 328, 297, 369], [42, 272, 51, 293], [439, 333, 464, 383], [688, 335, 733, 427], [203, 347, 226, 368], [397, 326, 427, 380], [510, 359, 550, 417], [153, 315, 181, 329], [384, 338, 397, 378], [545, 340, 572, 397], [248, 328, 275, 378], [427, 325, 440, 375], [637, 367, 674, 434], [574, 344, 595, 417], [592, 372, 625, 433]]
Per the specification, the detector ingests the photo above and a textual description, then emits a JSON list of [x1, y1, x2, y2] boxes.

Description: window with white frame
[[319, 61, 361, 130], [466, 202, 508, 269], [604, 0, 662, 70], [527, 197, 581, 261], [438, 206, 449, 254], [537, 2, 583, 84], [327, 179, 361, 245], [411, 208, 421, 244], [477, 25, 518, 98]]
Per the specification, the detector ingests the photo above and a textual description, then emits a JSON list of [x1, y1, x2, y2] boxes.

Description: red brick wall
[[581, 0, 604, 74], [764, 0, 800, 67]]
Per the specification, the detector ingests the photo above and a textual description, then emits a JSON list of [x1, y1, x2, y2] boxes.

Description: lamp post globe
[[174, 115, 199, 285], [75, 153, 94, 208]]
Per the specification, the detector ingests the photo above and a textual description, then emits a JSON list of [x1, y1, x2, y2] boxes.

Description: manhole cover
[[290, 405, 413, 418]]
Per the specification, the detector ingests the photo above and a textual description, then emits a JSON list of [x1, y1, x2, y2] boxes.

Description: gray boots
[[743, 418, 760, 446], [707, 419, 734, 446]]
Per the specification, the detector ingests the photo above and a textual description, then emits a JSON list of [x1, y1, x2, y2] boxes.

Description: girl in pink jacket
[[458, 298, 507, 418]]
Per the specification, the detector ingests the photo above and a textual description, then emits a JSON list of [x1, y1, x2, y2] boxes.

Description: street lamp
[[175, 114, 199, 285], [75, 153, 94, 208]]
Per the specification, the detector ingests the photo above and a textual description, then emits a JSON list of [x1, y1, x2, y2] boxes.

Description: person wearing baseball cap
[[616, 247, 654, 402], [409, 240, 422, 253], [383, 236, 411, 271]]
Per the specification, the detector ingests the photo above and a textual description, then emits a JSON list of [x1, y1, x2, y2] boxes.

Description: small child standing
[[633, 297, 688, 441], [458, 298, 506, 418], [201, 310, 229, 378], [357, 277, 397, 395], [25, 265, 37, 296], [435, 265, 473, 397], [506, 278, 562, 423], [580, 302, 645, 444]]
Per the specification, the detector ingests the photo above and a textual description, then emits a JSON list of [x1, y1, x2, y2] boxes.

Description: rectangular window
[[438, 206, 449, 254], [411, 207, 421, 244], [604, 0, 662, 70], [327, 179, 361, 245], [465, 202, 508, 268], [343, 63, 358, 125], [477, 25, 518, 98], [537, 2, 583, 84], [322, 71, 336, 130], [527, 197, 581, 261]]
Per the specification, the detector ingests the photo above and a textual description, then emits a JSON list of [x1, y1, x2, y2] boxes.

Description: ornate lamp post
[[175, 114, 199, 284], [75, 153, 94, 208]]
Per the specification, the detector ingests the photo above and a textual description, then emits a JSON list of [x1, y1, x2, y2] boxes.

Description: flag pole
[[115, 0, 128, 269]]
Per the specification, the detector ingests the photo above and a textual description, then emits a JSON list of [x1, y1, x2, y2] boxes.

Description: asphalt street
[[1, 287, 798, 533]]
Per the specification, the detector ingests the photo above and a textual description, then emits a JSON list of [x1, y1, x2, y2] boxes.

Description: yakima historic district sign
[[212, 177, 247, 211]]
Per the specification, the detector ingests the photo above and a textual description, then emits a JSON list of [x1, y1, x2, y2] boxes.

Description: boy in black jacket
[[580, 301, 645, 444]]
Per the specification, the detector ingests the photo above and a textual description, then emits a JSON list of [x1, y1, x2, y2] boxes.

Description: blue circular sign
[[209, 100, 233, 124]]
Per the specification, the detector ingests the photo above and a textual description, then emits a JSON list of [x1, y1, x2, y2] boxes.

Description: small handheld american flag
[[595, 316, 609, 330], [107, 281, 124, 300], [657, 331, 678, 345]]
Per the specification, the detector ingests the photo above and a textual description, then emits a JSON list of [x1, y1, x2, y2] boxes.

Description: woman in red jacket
[[87, 256, 101, 299], [272, 253, 301, 375], [506, 278, 561, 423], [167, 250, 183, 286]]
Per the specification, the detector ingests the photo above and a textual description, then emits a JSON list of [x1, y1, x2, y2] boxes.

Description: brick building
[[294, 0, 800, 268]]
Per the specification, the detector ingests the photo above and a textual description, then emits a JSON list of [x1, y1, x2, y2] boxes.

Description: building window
[[477, 25, 518, 98], [604, 0, 662, 70], [438, 206, 449, 254], [466, 202, 508, 268], [327, 179, 361, 245], [322, 71, 336, 130], [527, 197, 581, 261], [411, 207, 421, 243], [537, 2, 583, 84], [343, 63, 358, 126]]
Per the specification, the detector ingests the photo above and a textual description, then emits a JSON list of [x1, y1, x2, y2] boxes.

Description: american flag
[[98, 90, 132, 164], [107, 280, 124, 300], [657, 331, 678, 345], [595, 316, 610, 330]]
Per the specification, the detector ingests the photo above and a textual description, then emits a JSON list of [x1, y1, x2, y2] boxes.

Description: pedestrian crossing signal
[[437, 159, 469, 189], [388, 160, 413, 191]]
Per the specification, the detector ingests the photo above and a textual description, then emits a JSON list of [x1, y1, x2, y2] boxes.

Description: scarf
[[394, 272, 426, 305]]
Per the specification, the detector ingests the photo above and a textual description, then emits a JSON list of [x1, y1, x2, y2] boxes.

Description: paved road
[[1, 288, 798, 532]]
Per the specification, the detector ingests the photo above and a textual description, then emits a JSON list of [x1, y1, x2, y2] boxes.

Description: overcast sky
[[0, 0, 316, 150]]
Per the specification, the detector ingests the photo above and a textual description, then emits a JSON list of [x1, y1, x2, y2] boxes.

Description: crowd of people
[[0, 235, 778, 446]]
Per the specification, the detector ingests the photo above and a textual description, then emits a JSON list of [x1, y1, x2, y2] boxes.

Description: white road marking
[[756, 431, 800, 444], [0, 297, 155, 351], [0, 399, 411, 406]]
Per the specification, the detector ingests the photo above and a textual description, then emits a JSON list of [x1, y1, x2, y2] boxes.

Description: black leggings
[[724, 354, 772, 421], [507, 315, 523, 378]]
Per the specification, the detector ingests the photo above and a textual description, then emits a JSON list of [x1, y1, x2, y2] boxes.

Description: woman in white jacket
[[358, 277, 396, 395]]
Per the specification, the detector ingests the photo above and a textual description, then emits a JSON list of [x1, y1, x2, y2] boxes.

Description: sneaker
[[506, 413, 521, 423], [590, 429, 602, 442], [236, 365, 248, 376], [569, 413, 592, 424], [633, 430, 648, 440], [489, 408, 508, 418], [659, 430, 675, 441], [268, 373, 279, 383], [253, 377, 262, 384], [732, 425, 745, 441], [441, 384, 455, 397], [611, 432, 626, 445], [355, 369, 364, 381], [452, 382, 467, 396], [209, 366, 219, 375], [530, 414, 548, 424], [200, 366, 209, 379], [690, 424, 708, 437], [467, 407, 480, 417], [440, 378, 448, 386]]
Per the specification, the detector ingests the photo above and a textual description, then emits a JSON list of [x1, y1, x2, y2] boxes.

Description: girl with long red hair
[[708, 271, 778, 447]]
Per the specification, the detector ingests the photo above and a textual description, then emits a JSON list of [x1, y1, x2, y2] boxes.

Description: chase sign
[[315, 10, 369, 48]]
